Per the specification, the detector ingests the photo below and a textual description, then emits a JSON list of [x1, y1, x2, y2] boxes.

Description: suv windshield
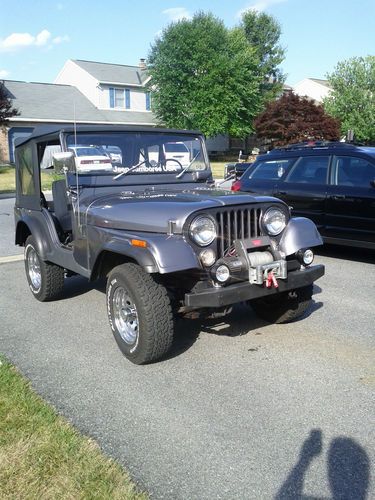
[[65, 132, 208, 179]]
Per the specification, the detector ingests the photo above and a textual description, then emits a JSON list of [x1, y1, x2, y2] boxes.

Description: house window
[[109, 88, 131, 109], [114, 89, 125, 108]]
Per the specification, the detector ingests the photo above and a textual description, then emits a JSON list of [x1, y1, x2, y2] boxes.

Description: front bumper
[[184, 264, 324, 308]]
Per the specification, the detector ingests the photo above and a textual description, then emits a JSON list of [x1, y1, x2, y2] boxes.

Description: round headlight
[[189, 215, 217, 246], [263, 208, 286, 236]]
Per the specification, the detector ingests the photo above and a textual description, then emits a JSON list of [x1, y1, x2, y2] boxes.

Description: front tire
[[250, 285, 313, 324], [106, 263, 174, 364], [24, 236, 65, 301]]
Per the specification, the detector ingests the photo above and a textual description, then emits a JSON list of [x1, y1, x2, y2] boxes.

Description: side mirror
[[52, 151, 75, 174], [193, 170, 212, 182]]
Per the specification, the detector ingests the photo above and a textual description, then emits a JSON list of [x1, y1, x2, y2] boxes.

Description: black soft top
[[14, 124, 203, 148]]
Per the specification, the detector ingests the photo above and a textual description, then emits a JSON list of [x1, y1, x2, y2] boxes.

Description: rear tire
[[24, 236, 65, 301], [250, 285, 313, 324], [106, 263, 174, 364]]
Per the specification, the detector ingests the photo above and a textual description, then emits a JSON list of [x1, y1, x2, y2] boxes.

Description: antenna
[[73, 102, 81, 229], [73, 103, 77, 146]]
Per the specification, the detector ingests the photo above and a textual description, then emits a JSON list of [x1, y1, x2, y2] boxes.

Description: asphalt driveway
[[0, 198, 374, 498]]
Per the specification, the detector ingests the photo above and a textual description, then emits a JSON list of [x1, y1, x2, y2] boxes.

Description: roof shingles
[[4, 80, 156, 125], [73, 59, 148, 85]]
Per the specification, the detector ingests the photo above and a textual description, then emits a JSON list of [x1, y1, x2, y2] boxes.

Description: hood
[[85, 186, 276, 233]]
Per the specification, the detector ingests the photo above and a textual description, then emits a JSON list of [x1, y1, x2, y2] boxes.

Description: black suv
[[14, 126, 324, 364], [232, 142, 375, 249]]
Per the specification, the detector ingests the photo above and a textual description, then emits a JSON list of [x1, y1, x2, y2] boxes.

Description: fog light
[[200, 248, 216, 267], [298, 248, 314, 266], [303, 249, 314, 265], [216, 264, 230, 283]]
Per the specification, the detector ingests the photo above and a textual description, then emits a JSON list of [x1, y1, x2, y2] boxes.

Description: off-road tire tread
[[251, 285, 313, 324], [107, 263, 174, 364], [25, 236, 65, 302]]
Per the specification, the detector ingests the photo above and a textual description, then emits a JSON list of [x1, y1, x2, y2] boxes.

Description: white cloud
[[237, 0, 287, 16], [52, 35, 70, 44], [162, 7, 191, 22], [0, 32, 35, 50], [0, 69, 10, 78], [35, 29, 51, 46], [0, 29, 68, 52]]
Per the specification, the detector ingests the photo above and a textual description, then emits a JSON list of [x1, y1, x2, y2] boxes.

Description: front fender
[[88, 227, 200, 275], [279, 217, 323, 256]]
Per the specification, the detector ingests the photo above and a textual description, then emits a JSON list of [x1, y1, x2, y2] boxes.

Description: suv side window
[[334, 156, 375, 188], [249, 158, 296, 180], [286, 156, 329, 184], [18, 144, 35, 195]]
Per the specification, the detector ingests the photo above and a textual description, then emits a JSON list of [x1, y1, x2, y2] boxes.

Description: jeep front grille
[[216, 208, 262, 257]]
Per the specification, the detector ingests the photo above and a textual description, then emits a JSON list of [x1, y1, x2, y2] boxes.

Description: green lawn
[[0, 356, 146, 499], [0, 165, 54, 194], [210, 161, 228, 179]]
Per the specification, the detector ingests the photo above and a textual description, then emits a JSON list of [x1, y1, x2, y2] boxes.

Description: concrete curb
[[0, 192, 15, 200], [0, 254, 24, 264]]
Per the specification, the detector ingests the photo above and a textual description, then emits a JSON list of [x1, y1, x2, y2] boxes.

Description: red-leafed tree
[[254, 91, 340, 147], [0, 82, 19, 126]]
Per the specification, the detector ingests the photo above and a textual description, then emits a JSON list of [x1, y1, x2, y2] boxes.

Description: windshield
[[65, 132, 208, 180]]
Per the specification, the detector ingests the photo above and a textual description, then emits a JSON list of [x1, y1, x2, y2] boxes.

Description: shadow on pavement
[[317, 244, 375, 265], [275, 429, 370, 500], [59, 275, 324, 361], [58, 276, 106, 300]]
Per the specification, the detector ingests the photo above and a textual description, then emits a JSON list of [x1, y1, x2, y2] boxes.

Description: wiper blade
[[113, 160, 146, 180], [175, 152, 201, 179]]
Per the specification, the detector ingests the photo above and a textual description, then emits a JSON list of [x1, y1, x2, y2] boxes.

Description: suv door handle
[[330, 194, 346, 200]]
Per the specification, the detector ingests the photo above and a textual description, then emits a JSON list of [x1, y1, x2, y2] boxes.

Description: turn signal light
[[131, 239, 147, 248], [231, 180, 241, 191]]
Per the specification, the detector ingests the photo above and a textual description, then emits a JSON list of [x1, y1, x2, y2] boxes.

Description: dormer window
[[115, 89, 125, 107], [109, 88, 130, 109]]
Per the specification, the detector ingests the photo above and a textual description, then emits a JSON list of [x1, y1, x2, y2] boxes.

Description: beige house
[[292, 78, 331, 104], [1, 59, 156, 163]]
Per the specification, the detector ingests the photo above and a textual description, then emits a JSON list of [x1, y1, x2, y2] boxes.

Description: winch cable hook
[[265, 270, 279, 289]]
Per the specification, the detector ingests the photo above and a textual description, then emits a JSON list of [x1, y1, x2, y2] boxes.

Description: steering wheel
[[164, 158, 183, 169]]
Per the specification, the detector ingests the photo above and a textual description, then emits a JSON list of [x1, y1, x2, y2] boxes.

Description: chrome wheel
[[112, 286, 139, 345], [26, 246, 42, 291]]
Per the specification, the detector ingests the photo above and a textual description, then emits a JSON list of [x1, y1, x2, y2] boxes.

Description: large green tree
[[254, 92, 341, 147], [0, 82, 19, 126], [324, 55, 375, 143], [238, 10, 285, 100], [147, 12, 263, 138]]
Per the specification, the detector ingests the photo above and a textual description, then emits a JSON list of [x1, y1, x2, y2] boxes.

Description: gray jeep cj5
[[14, 126, 324, 364]]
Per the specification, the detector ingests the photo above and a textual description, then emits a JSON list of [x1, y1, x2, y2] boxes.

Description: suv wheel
[[250, 285, 313, 324], [106, 263, 174, 364], [24, 236, 65, 301]]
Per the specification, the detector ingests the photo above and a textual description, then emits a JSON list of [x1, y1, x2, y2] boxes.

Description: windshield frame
[[62, 130, 210, 185]]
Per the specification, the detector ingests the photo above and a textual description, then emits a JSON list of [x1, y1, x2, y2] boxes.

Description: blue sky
[[1, 0, 374, 85]]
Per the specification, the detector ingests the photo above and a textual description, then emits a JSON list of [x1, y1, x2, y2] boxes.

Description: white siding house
[[54, 59, 152, 115], [292, 78, 331, 104]]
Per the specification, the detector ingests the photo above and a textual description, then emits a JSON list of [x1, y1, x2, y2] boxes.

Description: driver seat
[[52, 180, 72, 233]]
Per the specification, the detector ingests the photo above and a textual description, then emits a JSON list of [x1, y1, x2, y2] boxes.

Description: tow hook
[[265, 271, 279, 289]]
